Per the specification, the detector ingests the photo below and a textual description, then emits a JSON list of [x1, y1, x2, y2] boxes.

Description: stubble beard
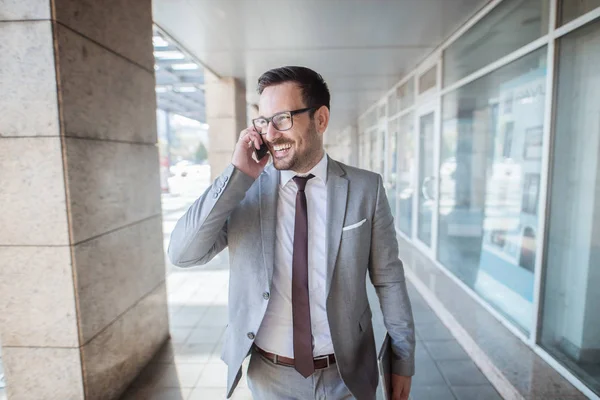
[[272, 122, 322, 172]]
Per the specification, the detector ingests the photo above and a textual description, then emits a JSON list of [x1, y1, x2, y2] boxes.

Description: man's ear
[[315, 106, 330, 134]]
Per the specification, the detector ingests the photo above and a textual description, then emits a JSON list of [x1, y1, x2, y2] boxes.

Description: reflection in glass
[[559, 0, 600, 25], [390, 79, 416, 117], [438, 48, 547, 334], [388, 93, 398, 118], [419, 66, 437, 94], [417, 112, 435, 246], [540, 19, 600, 396], [399, 79, 415, 111], [443, 0, 548, 87], [370, 129, 378, 171], [359, 132, 366, 169], [387, 119, 399, 218], [396, 113, 415, 236], [380, 130, 386, 174]]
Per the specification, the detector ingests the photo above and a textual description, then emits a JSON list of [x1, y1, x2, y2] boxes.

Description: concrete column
[[205, 76, 248, 180], [0, 1, 169, 399]]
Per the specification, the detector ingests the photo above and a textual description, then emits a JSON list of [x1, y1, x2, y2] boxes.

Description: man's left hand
[[391, 374, 411, 400]]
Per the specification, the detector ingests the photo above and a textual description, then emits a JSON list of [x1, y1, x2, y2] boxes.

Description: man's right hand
[[232, 127, 270, 180]]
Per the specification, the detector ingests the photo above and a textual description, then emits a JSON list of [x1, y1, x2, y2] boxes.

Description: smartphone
[[255, 135, 269, 160]]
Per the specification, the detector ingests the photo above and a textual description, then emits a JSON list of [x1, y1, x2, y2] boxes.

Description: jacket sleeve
[[167, 164, 256, 268], [368, 174, 416, 376]]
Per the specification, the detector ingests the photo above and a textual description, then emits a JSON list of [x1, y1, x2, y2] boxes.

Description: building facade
[[327, 1, 600, 398]]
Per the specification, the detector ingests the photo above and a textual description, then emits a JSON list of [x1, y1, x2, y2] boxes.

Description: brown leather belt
[[256, 347, 336, 370]]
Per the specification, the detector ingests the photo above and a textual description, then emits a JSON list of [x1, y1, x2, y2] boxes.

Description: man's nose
[[265, 122, 281, 143]]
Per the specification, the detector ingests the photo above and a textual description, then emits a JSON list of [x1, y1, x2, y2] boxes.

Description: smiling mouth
[[271, 143, 292, 157]]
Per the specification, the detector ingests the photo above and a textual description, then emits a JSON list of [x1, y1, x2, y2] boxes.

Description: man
[[168, 66, 415, 400]]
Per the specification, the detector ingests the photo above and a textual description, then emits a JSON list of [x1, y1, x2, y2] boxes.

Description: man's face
[[258, 82, 325, 172]]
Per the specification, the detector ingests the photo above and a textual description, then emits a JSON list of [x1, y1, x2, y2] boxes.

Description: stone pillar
[[205, 75, 248, 180], [0, 1, 169, 399]]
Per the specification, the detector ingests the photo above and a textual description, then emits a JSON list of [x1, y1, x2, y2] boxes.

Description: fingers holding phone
[[232, 127, 270, 179]]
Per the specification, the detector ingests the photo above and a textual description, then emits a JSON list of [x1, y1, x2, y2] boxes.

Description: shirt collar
[[280, 153, 328, 187]]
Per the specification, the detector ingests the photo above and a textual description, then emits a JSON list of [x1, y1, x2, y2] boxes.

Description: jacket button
[[213, 192, 219, 199], [247, 332, 255, 340], [263, 292, 270, 300]]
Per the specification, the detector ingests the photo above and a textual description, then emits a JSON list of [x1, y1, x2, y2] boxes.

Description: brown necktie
[[292, 174, 315, 378]]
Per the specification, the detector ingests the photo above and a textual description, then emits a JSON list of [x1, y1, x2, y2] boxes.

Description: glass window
[[378, 104, 386, 120], [419, 66, 437, 94], [366, 109, 377, 128], [417, 112, 436, 246], [559, 0, 600, 25], [387, 119, 399, 218], [361, 131, 370, 170], [398, 79, 415, 111], [358, 132, 365, 169], [438, 47, 547, 334], [370, 129, 378, 171], [396, 112, 415, 236], [443, 0, 549, 87], [380, 129, 386, 174], [389, 79, 416, 117], [388, 93, 398, 118], [540, 19, 600, 397]]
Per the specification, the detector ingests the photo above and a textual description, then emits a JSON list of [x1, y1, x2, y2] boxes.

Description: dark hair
[[257, 66, 330, 113]]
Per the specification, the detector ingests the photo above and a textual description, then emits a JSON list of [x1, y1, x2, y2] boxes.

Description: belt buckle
[[314, 354, 330, 368]]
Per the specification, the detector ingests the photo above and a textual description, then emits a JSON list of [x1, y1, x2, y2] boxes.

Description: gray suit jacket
[[168, 157, 415, 400]]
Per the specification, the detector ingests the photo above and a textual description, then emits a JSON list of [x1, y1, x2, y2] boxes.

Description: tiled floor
[[120, 254, 502, 400], [120, 191, 503, 399]]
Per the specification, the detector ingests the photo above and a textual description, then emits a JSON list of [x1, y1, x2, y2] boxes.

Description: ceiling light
[[153, 51, 185, 60], [175, 87, 198, 93], [152, 36, 169, 47], [171, 63, 200, 70]]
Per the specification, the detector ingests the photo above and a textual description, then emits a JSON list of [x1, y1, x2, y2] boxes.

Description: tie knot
[[293, 174, 314, 191]]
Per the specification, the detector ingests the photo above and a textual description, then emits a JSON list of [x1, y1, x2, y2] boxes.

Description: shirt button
[[247, 332, 255, 340], [262, 292, 270, 300]]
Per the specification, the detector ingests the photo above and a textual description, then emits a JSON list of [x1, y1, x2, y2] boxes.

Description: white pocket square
[[342, 218, 367, 231]]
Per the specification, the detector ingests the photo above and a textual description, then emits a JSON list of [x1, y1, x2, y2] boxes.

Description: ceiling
[[153, 0, 490, 132], [153, 27, 206, 122]]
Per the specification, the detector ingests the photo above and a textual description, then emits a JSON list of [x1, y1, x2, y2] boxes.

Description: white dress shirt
[[255, 154, 334, 358]]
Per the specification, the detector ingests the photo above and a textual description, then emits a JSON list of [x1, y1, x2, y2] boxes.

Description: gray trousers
[[246, 349, 355, 400]]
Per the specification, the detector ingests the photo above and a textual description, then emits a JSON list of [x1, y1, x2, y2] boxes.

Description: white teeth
[[274, 144, 291, 151]]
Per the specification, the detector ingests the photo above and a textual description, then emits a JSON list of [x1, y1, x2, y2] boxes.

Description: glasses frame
[[252, 107, 317, 135]]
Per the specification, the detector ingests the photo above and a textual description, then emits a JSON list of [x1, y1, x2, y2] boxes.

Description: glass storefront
[[417, 112, 435, 247], [439, 48, 547, 333], [356, 1, 600, 397], [387, 119, 398, 218], [559, 0, 600, 25], [443, 0, 548, 87], [540, 18, 600, 396], [398, 79, 415, 112], [396, 112, 415, 236]]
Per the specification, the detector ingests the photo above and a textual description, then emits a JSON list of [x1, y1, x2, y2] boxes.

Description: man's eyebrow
[[257, 110, 287, 118]]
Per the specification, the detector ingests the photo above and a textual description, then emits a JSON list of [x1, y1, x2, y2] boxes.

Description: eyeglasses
[[252, 107, 316, 135]]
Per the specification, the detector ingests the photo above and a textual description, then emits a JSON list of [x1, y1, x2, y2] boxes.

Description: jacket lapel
[[326, 157, 349, 295], [259, 166, 279, 287]]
